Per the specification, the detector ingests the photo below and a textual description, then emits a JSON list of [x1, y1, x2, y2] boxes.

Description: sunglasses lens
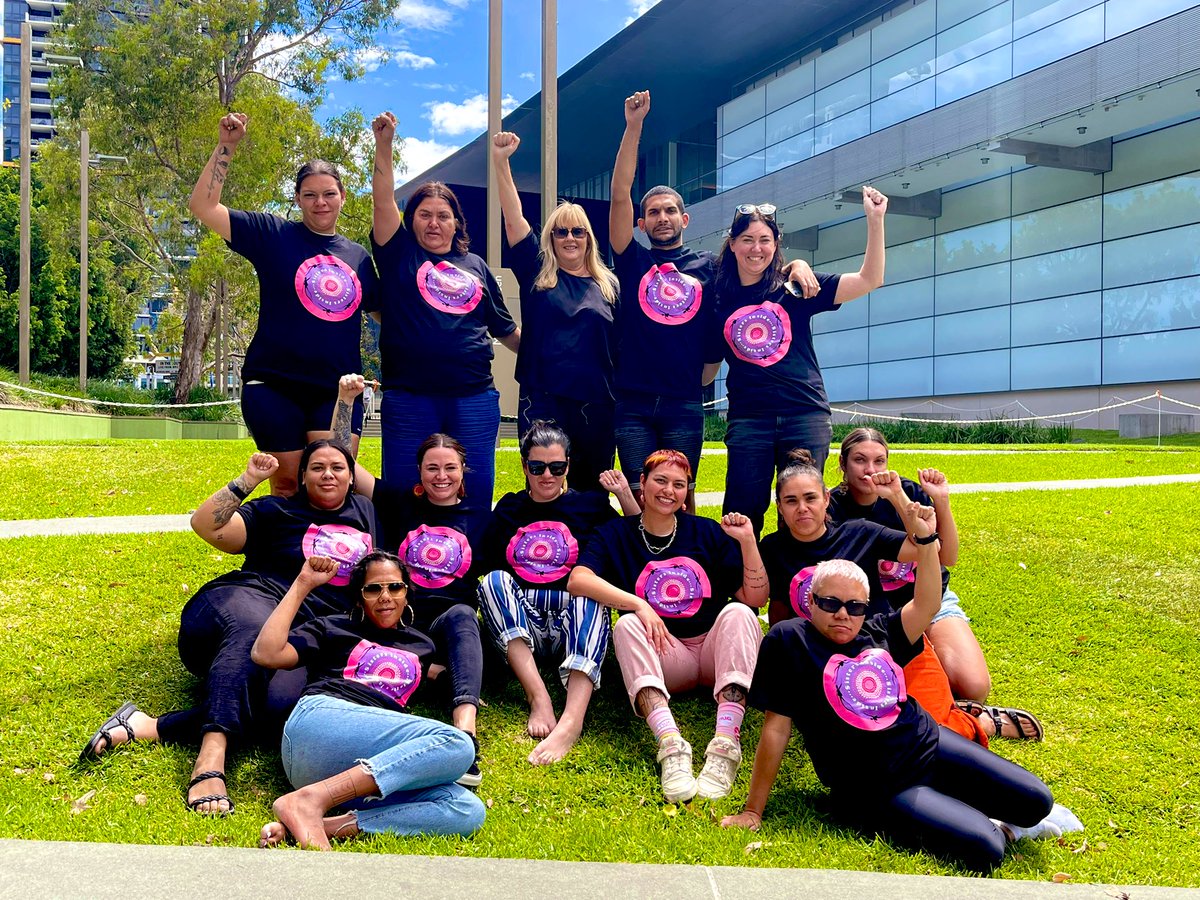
[[527, 461, 545, 474], [362, 584, 382, 598], [388, 582, 406, 594], [549, 461, 568, 476]]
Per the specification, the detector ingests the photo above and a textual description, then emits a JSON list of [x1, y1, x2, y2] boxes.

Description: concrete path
[[0, 838, 1191, 899]]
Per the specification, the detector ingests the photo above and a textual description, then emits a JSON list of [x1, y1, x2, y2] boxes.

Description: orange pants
[[903, 637, 988, 747]]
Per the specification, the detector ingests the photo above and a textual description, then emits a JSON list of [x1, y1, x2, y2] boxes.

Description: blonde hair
[[535, 202, 618, 304]]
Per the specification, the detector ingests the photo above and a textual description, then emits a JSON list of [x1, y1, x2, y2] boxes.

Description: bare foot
[[527, 696, 558, 739], [187, 773, 232, 815], [260, 813, 358, 848], [528, 719, 582, 765], [272, 790, 334, 850]]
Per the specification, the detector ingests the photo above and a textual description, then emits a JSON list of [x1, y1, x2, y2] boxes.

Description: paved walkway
[[3, 473, 1199, 538], [0, 838, 1191, 899]]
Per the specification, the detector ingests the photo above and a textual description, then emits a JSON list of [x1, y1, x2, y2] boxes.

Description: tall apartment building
[[2, 0, 64, 163]]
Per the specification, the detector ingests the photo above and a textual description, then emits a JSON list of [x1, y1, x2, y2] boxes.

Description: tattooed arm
[[188, 113, 246, 242], [331, 374, 377, 499], [189, 451, 277, 552]]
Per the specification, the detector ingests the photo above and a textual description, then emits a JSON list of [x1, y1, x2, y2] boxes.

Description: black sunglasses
[[812, 594, 870, 617], [526, 460, 569, 476], [734, 203, 777, 222], [551, 226, 588, 239], [362, 581, 408, 599]]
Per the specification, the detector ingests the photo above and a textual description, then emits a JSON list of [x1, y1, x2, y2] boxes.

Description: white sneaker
[[695, 735, 742, 800], [656, 735, 697, 803]]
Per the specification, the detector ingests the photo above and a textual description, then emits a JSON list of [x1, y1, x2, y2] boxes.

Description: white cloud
[[625, 0, 660, 24], [415, 82, 459, 91], [520, 71, 535, 81], [425, 92, 518, 137], [394, 50, 437, 69], [355, 48, 389, 73], [397, 135, 462, 177], [394, 0, 472, 31]]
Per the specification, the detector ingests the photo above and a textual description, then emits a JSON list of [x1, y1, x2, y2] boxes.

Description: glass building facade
[[3, 0, 64, 163]]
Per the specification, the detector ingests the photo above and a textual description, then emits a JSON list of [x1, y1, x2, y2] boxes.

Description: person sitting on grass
[[721, 528, 1079, 873], [253, 552, 485, 849], [78, 442, 376, 815]]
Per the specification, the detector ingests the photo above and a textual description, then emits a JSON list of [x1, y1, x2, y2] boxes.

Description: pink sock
[[647, 707, 680, 744], [715, 702, 745, 741]]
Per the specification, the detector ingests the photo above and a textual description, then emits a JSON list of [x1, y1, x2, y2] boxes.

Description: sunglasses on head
[[812, 594, 870, 617], [734, 203, 777, 222], [551, 226, 588, 239], [362, 581, 408, 599], [526, 460, 569, 476]]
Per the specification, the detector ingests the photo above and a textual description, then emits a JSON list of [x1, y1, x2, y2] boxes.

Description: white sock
[[996, 803, 1084, 841]]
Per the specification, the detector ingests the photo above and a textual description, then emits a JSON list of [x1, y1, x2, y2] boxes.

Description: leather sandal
[[79, 702, 140, 763], [186, 770, 235, 815], [955, 699, 1044, 741]]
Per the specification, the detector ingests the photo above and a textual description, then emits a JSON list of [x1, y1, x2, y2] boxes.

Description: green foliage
[[831, 417, 1074, 445]]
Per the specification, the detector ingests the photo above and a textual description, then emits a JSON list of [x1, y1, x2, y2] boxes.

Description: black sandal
[[955, 699, 1045, 741], [79, 702, 140, 764], [186, 770, 235, 815]]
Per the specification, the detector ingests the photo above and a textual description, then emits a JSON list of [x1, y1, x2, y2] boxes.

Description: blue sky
[[321, 0, 660, 182]]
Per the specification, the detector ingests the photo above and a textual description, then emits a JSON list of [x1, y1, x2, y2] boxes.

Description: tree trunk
[[173, 281, 220, 403]]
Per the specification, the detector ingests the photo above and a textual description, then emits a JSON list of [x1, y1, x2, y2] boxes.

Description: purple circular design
[[343, 640, 422, 707], [723, 301, 792, 367], [398, 524, 472, 589], [416, 260, 482, 315], [635, 555, 711, 618], [788, 566, 817, 621], [301, 523, 373, 586], [822, 648, 906, 731], [878, 559, 917, 592], [638, 262, 702, 325], [294, 254, 362, 322], [506, 520, 579, 584]]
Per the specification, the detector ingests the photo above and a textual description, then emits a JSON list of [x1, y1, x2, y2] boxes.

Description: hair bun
[[787, 447, 816, 465]]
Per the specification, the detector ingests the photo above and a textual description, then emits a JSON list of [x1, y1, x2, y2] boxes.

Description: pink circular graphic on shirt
[[639, 263, 702, 325], [416, 260, 482, 315], [789, 566, 817, 621], [822, 648, 907, 731], [343, 639, 422, 707], [399, 524, 472, 589], [302, 523, 373, 586], [635, 555, 710, 618], [507, 520, 579, 584], [723, 301, 792, 367], [293, 255, 362, 322], [878, 559, 917, 592]]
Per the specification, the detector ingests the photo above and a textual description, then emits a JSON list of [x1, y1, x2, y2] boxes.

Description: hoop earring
[[401, 604, 414, 628], [350, 604, 364, 625], [413, 484, 425, 497]]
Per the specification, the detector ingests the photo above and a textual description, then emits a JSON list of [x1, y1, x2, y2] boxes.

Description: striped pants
[[477, 570, 611, 688]]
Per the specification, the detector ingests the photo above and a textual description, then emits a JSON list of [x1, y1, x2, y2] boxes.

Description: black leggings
[[839, 728, 1053, 872], [415, 603, 484, 711]]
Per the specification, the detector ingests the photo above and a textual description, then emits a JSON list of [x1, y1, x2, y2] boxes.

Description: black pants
[[838, 728, 1054, 872], [157, 573, 334, 746], [414, 603, 484, 711], [519, 391, 616, 495]]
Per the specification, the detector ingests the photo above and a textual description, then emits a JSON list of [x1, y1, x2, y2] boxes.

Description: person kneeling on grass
[[721, 509, 1080, 873], [253, 551, 485, 849]]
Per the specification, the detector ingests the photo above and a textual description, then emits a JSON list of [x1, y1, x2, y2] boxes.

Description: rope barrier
[[0, 381, 239, 409]]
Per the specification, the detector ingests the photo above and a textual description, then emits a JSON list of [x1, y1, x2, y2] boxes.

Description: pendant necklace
[[638, 514, 678, 554]]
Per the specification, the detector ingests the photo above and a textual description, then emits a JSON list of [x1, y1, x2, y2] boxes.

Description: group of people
[[75, 93, 1079, 872]]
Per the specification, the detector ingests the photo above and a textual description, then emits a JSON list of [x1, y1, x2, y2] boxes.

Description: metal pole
[[541, 0, 557, 220], [80, 127, 89, 391], [19, 22, 31, 384], [486, 0, 502, 269]]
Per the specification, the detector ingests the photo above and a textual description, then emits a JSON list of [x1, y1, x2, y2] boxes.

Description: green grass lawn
[[1, 439, 1198, 884]]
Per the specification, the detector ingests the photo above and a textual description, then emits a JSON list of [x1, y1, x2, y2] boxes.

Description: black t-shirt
[[289, 613, 437, 711], [750, 610, 937, 797], [372, 479, 483, 622], [828, 478, 951, 603], [228, 210, 377, 390], [235, 493, 379, 611], [576, 513, 744, 640], [481, 488, 619, 592], [507, 231, 616, 404], [611, 241, 715, 401], [759, 521, 907, 621], [714, 273, 840, 418], [370, 224, 516, 396]]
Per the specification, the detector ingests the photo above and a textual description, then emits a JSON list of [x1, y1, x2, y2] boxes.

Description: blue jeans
[[723, 412, 832, 536], [613, 390, 704, 487], [380, 387, 500, 512], [282, 694, 485, 837]]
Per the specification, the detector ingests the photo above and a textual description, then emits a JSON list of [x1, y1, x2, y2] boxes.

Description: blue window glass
[[1011, 197, 1101, 259], [870, 278, 935, 325], [1011, 245, 1101, 302], [824, 365, 869, 402], [1013, 5, 1103, 75], [872, 38, 936, 101], [935, 262, 1011, 315], [765, 62, 815, 114], [1011, 293, 1101, 345], [766, 131, 814, 174], [938, 0, 1007, 31], [937, 3, 1013, 70], [869, 318, 934, 362], [873, 1, 936, 61], [815, 327, 869, 367], [815, 32, 871, 91], [1014, 0, 1102, 39], [814, 70, 871, 125], [869, 358, 934, 399], [936, 45, 1013, 106], [935, 349, 1010, 394], [813, 296, 869, 334], [1103, 329, 1200, 383], [888, 238, 936, 283], [720, 119, 766, 165], [871, 79, 936, 132], [765, 95, 816, 147], [719, 154, 766, 193], [1103, 173, 1200, 242], [813, 106, 870, 155], [935, 306, 1010, 354], [721, 86, 765, 135], [937, 220, 1010, 273], [1103, 275, 1200, 336], [1105, 0, 1195, 40], [1103, 223, 1200, 289], [1011, 339, 1101, 389]]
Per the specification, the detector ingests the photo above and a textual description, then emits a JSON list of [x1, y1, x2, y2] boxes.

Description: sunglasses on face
[[812, 594, 870, 617], [552, 226, 588, 239], [362, 581, 408, 599], [526, 460, 569, 476], [734, 203, 777, 222]]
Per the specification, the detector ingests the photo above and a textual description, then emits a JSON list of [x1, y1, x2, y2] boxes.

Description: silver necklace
[[638, 514, 678, 554]]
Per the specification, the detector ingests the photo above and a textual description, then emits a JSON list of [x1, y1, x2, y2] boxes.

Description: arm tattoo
[[332, 399, 353, 446], [719, 683, 747, 704], [210, 491, 241, 528], [374, 159, 387, 177]]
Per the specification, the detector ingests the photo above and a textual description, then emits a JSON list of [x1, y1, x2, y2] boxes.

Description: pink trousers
[[612, 602, 763, 711]]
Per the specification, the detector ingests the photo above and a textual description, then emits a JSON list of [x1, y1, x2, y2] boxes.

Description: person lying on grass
[[78, 442, 376, 815], [721, 524, 1076, 873], [253, 551, 485, 849]]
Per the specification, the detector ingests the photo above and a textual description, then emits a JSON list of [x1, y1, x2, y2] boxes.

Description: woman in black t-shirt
[[492, 132, 620, 492], [78, 441, 377, 815], [569, 450, 768, 804], [721, 531, 1060, 874], [369, 112, 519, 517], [253, 551, 485, 849], [708, 188, 887, 536], [189, 113, 375, 497]]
